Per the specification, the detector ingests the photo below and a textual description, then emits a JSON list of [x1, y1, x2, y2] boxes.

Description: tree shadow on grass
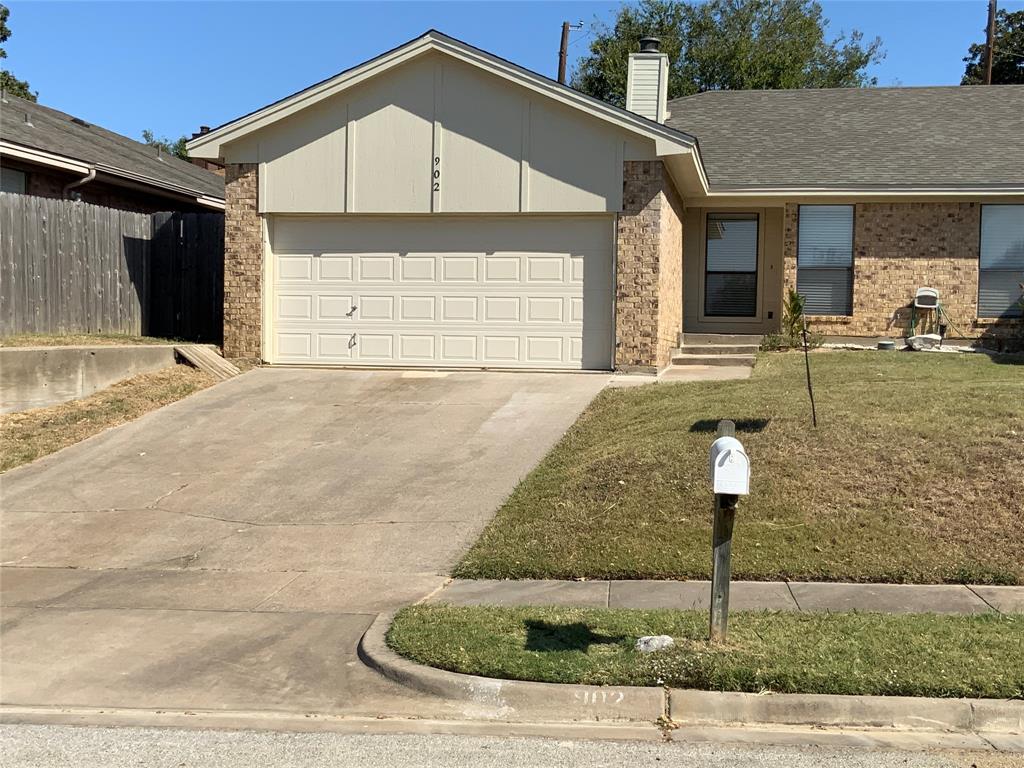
[[524, 620, 626, 653]]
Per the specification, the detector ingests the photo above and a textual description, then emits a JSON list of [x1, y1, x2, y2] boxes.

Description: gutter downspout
[[62, 166, 96, 199]]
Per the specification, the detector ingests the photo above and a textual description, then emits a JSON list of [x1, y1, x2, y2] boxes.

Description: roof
[[666, 85, 1024, 190], [187, 29, 702, 175], [1, 95, 224, 200]]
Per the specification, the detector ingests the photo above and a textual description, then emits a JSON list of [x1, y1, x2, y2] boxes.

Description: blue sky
[[4, 1, 1020, 143]]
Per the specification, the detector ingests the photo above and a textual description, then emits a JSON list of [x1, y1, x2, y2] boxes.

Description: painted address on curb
[[573, 689, 626, 706]]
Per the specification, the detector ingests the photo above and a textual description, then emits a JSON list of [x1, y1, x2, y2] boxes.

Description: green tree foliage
[[962, 9, 1024, 85], [141, 129, 190, 161], [0, 4, 36, 101], [572, 0, 884, 106]]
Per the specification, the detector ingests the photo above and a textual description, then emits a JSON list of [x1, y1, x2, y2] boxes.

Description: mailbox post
[[708, 420, 750, 643]]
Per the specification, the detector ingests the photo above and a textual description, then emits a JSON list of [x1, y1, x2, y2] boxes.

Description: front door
[[704, 213, 759, 318]]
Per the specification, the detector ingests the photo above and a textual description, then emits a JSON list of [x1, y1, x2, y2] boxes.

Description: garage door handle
[[346, 305, 358, 317], [348, 333, 357, 349]]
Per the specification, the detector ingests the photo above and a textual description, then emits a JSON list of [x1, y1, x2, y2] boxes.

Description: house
[[0, 94, 224, 214], [187, 30, 1024, 370]]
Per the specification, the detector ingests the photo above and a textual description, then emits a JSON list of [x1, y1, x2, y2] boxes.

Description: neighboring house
[[1, 94, 224, 214], [187, 30, 1024, 370]]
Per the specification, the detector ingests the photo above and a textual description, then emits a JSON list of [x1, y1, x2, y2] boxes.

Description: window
[[797, 205, 854, 316], [1, 167, 27, 194], [979, 205, 1024, 318], [704, 213, 758, 317]]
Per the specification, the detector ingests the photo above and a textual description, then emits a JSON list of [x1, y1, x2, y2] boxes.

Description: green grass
[[389, 604, 1024, 699], [0, 333, 181, 347], [455, 351, 1024, 584]]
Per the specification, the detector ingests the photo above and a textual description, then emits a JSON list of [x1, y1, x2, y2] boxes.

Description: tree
[[572, 0, 884, 106], [141, 129, 190, 161], [0, 4, 35, 101], [962, 9, 1024, 85]]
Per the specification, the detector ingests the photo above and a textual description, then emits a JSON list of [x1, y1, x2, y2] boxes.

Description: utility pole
[[557, 21, 583, 84], [984, 0, 997, 85], [558, 22, 571, 84]]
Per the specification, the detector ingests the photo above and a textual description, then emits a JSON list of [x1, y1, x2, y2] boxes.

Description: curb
[[670, 690, 1024, 734], [357, 613, 666, 723], [360, 613, 1024, 735]]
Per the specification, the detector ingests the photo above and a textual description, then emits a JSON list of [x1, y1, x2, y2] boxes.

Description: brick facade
[[784, 202, 1022, 342], [223, 163, 262, 360], [615, 161, 684, 372]]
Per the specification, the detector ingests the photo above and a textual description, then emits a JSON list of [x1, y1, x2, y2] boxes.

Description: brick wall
[[616, 161, 683, 371], [223, 163, 262, 360], [784, 202, 1021, 341]]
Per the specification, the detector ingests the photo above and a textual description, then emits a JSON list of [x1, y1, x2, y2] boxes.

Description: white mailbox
[[708, 436, 750, 496]]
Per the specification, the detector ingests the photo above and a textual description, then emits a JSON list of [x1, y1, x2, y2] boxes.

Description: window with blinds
[[704, 213, 758, 317], [979, 205, 1024, 318], [797, 205, 854, 316]]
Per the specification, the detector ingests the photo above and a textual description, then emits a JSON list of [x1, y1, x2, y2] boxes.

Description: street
[[1, 724, 1016, 768]]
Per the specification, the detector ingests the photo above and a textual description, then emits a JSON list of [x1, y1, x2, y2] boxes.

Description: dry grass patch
[[1, 365, 216, 472], [0, 333, 180, 347], [456, 351, 1024, 584]]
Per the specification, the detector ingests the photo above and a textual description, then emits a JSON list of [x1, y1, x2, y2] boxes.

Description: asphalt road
[[1, 725, 1010, 768]]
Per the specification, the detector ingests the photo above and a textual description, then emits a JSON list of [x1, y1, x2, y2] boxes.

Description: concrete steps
[[669, 333, 763, 369], [174, 345, 242, 381]]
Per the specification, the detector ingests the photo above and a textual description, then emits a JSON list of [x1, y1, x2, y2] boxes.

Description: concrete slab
[[0, 509, 238, 569], [788, 582, 992, 614], [968, 585, 1024, 614], [18, 569, 297, 612], [432, 579, 609, 607], [256, 572, 449, 614], [0, 568, 102, 607], [187, 522, 474, 574], [609, 580, 797, 611], [0, 368, 605, 719], [0, 607, 373, 711]]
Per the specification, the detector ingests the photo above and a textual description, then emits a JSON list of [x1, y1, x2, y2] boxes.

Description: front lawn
[[389, 604, 1024, 699], [1, 365, 215, 472], [455, 351, 1024, 584]]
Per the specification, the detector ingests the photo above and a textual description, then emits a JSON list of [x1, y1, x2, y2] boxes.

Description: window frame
[[0, 167, 28, 194], [702, 211, 760, 319], [796, 204, 855, 317], [978, 204, 1024, 320]]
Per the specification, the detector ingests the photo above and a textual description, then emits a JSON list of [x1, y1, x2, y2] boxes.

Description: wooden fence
[[0, 193, 224, 342]]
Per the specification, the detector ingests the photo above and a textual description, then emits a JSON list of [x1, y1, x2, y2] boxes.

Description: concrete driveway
[[0, 368, 606, 717]]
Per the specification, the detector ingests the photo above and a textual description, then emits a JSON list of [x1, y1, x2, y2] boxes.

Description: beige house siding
[[221, 53, 656, 215], [616, 160, 683, 372], [783, 201, 1022, 340], [223, 163, 262, 359]]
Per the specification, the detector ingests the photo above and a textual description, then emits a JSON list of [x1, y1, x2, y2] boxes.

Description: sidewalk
[[428, 579, 1024, 614]]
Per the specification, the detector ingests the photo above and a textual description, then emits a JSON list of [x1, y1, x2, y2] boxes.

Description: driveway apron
[[0, 368, 606, 716]]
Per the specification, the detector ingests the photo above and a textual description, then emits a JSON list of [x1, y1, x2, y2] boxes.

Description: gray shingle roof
[[666, 85, 1024, 189], [1, 95, 224, 199]]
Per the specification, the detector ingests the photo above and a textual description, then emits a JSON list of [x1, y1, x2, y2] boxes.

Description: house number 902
[[432, 156, 440, 192]]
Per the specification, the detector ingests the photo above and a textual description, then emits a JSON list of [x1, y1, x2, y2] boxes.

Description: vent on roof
[[23, 112, 33, 128], [71, 117, 90, 127]]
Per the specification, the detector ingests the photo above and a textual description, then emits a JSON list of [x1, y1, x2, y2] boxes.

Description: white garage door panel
[[270, 216, 614, 369]]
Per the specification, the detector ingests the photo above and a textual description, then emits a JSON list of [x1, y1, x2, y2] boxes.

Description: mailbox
[[708, 436, 750, 495]]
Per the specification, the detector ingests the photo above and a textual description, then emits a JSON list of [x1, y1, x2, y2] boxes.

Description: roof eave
[[0, 140, 225, 205]]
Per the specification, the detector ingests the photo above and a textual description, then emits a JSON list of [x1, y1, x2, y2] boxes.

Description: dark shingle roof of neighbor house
[[666, 85, 1024, 189], [1, 95, 224, 199]]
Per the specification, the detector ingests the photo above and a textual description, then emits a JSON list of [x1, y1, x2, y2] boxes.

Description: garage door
[[268, 216, 615, 369]]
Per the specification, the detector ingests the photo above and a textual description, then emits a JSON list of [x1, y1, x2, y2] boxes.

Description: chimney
[[626, 36, 669, 122], [191, 125, 211, 139]]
